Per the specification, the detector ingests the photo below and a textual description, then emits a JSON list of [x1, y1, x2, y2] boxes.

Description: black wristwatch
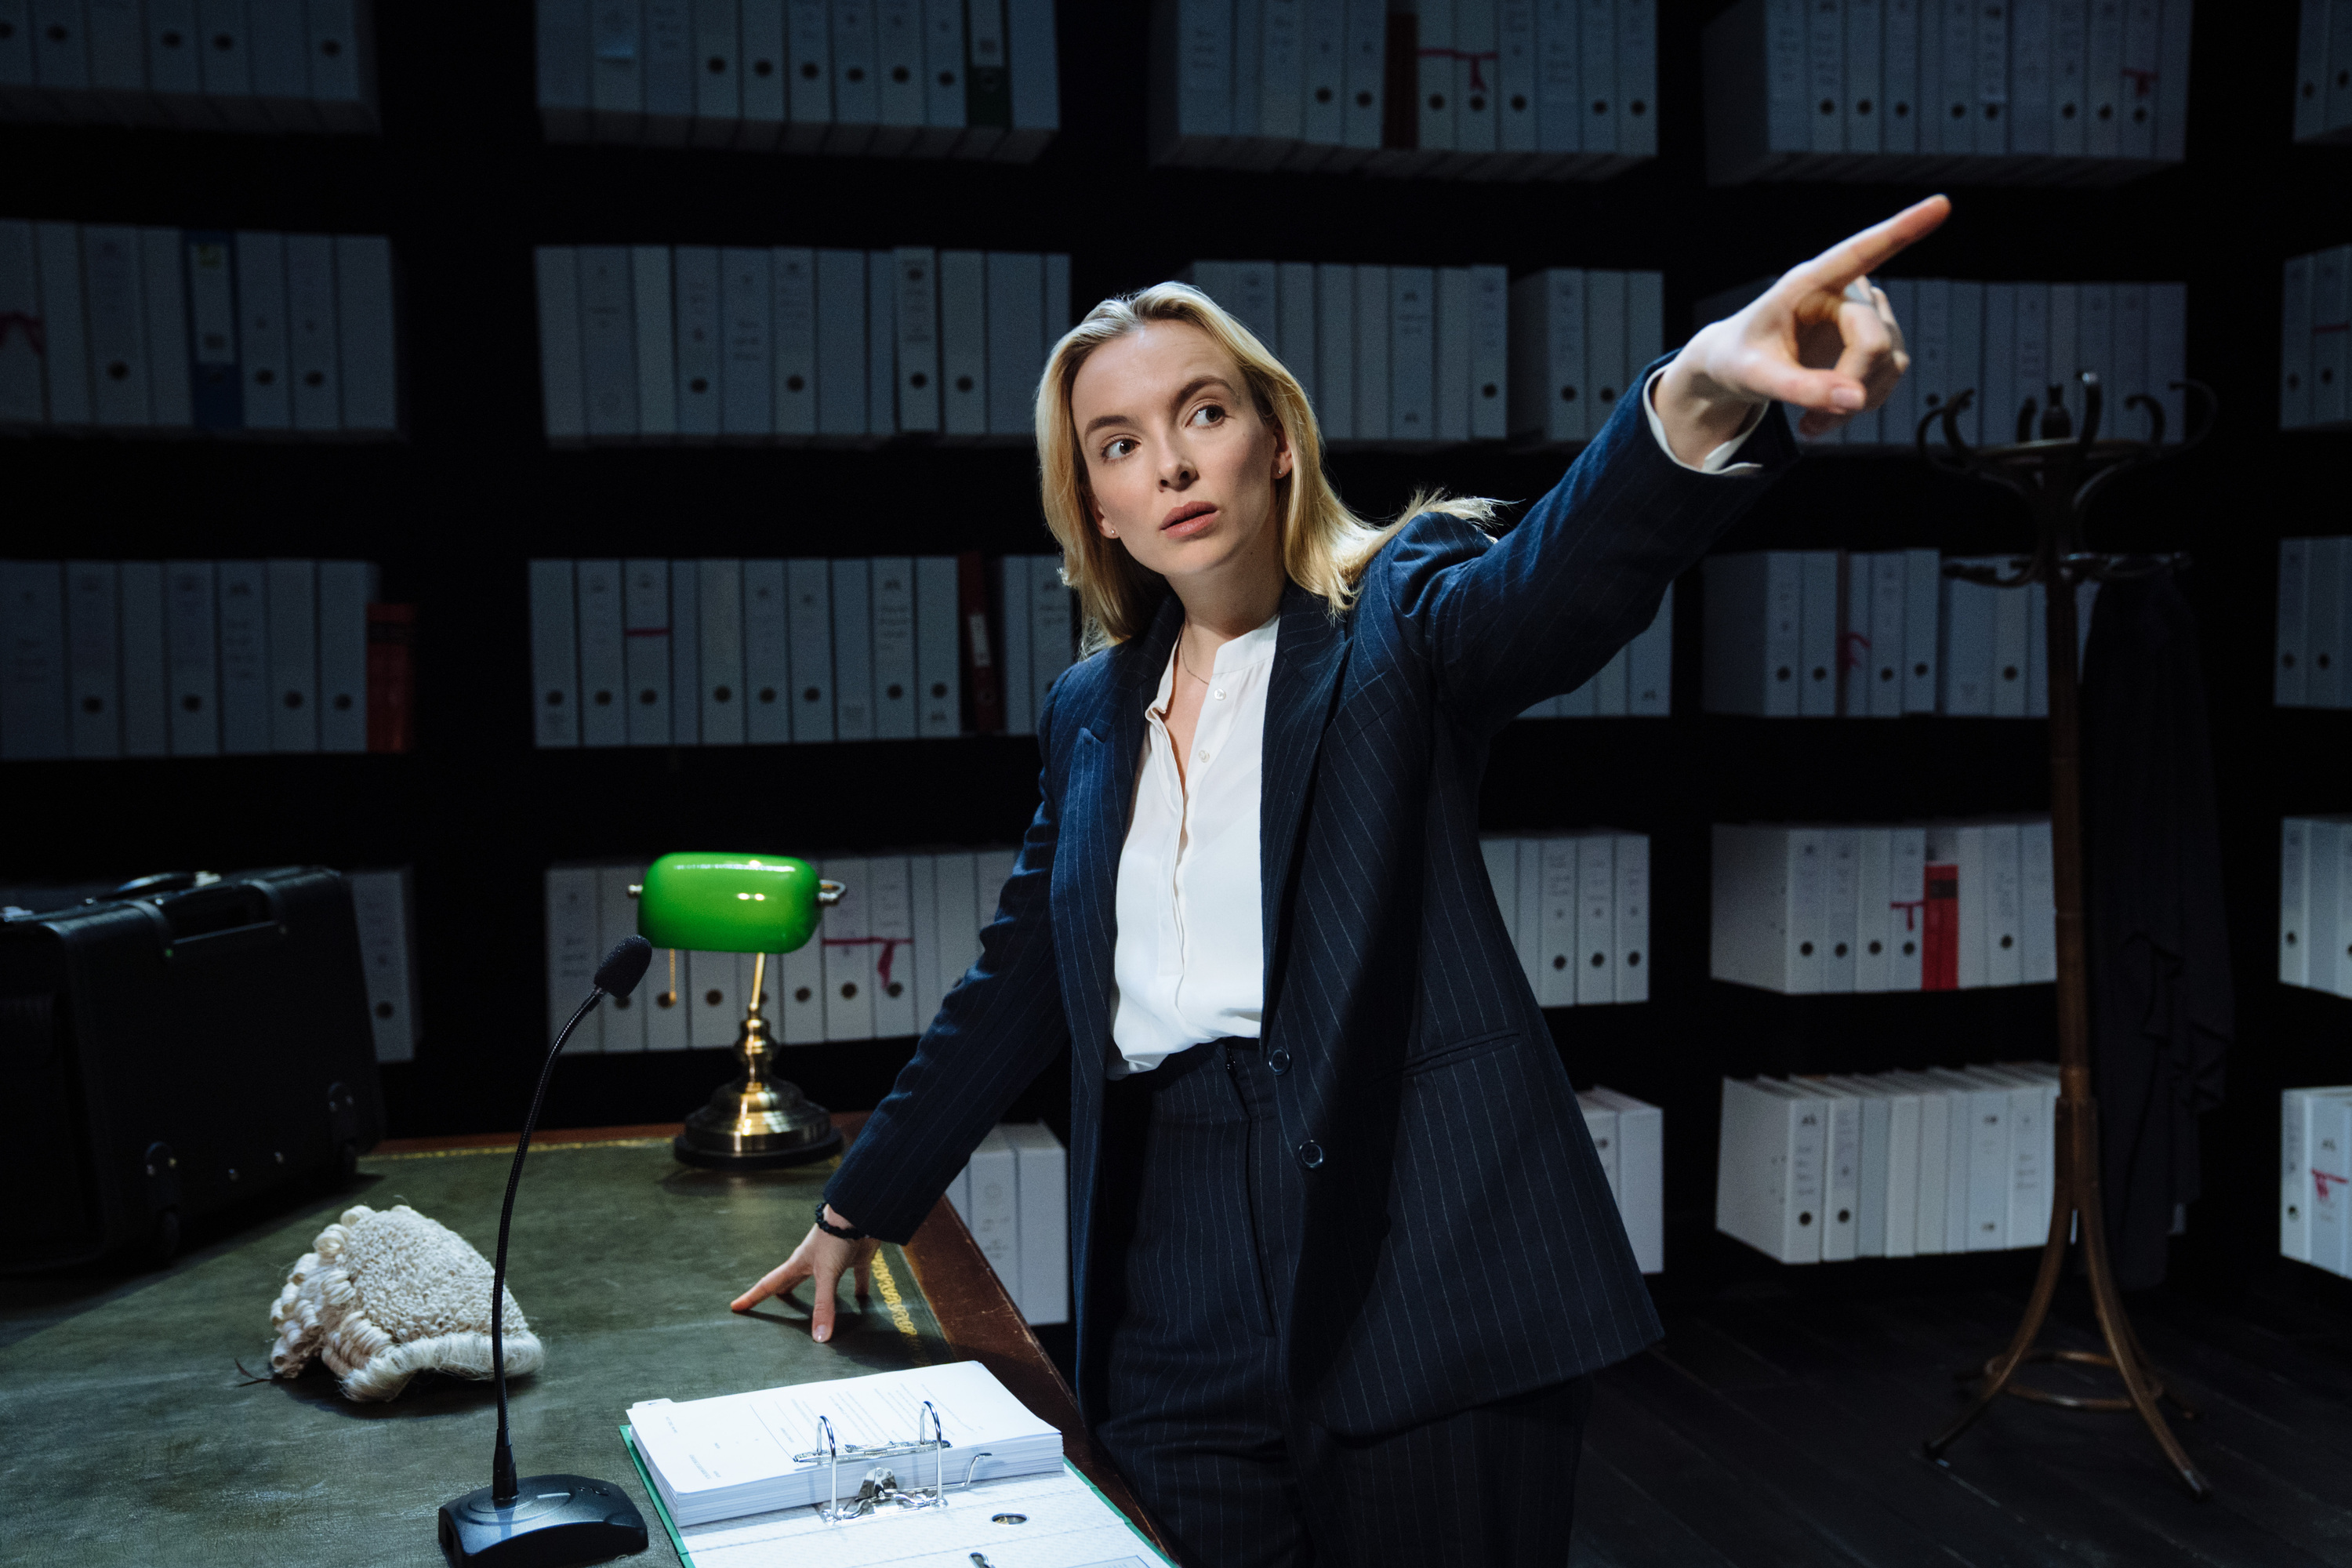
[[813, 1201, 868, 1241]]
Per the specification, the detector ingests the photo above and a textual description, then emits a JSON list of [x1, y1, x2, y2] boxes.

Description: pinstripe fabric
[[829, 363, 1797, 1443], [1094, 1037, 1594, 1568]]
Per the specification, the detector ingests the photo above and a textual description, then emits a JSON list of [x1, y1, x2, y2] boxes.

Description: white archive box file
[[2311, 1091, 2352, 1279], [817, 855, 874, 1042], [596, 863, 648, 1054], [786, 557, 834, 742], [2282, 816, 2352, 998], [1535, 835, 1579, 1007], [1788, 1078, 1861, 1262], [915, 554, 963, 737], [829, 558, 875, 742], [345, 867, 419, 1065], [1718, 1076, 1827, 1264], [1938, 560, 1992, 717], [862, 854, 918, 1037], [263, 559, 318, 753], [1581, 1087, 1663, 1273], [61, 561, 120, 760], [1710, 824, 1825, 993], [213, 561, 270, 755], [964, 1124, 1020, 1285], [572, 559, 627, 747], [545, 865, 604, 1054], [1700, 552, 1801, 717], [869, 557, 920, 742], [165, 561, 221, 756], [2283, 1087, 2352, 1276], [998, 1121, 1071, 1323], [1578, 1089, 1621, 1221], [0, 561, 67, 760], [117, 561, 169, 758]]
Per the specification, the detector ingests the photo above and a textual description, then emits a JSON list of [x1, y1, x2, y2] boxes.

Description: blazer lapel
[[1064, 591, 1185, 1065], [1260, 581, 1349, 1012]]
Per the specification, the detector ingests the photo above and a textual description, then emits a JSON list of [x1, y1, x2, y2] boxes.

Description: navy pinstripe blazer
[[829, 372, 1798, 1439]]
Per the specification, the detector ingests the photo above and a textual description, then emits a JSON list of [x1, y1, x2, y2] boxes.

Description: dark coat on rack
[[827, 372, 1795, 1439], [2081, 570, 2232, 1291]]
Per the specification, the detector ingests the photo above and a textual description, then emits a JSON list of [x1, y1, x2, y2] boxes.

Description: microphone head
[[596, 935, 655, 1000]]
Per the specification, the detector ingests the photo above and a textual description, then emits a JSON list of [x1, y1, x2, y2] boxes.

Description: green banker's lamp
[[633, 852, 845, 1171]]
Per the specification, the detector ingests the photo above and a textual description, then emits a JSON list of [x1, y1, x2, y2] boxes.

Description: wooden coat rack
[[1913, 370, 2216, 1500]]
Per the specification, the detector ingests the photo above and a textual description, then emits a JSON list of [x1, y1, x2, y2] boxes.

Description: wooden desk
[[0, 1114, 1153, 1564], [379, 1114, 1152, 1546]]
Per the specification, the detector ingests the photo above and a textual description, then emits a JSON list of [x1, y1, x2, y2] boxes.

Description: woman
[[735, 196, 1947, 1564]]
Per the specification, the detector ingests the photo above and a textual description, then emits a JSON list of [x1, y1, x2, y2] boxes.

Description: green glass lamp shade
[[635, 852, 826, 954]]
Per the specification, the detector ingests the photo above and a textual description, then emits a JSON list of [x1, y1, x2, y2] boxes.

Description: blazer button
[[1267, 1048, 1292, 1074], [1297, 1140, 1324, 1171]]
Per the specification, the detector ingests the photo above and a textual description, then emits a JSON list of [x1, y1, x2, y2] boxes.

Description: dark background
[[4, 2, 2345, 1312]]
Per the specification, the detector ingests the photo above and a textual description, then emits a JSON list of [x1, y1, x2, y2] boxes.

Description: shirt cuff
[[1643, 365, 1769, 476]]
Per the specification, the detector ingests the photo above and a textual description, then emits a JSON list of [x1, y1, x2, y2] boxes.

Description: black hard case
[[0, 867, 384, 1271]]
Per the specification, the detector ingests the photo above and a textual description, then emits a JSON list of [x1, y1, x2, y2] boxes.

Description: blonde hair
[[1033, 281, 1500, 653]]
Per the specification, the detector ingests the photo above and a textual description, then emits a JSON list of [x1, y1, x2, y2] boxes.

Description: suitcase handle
[[145, 884, 286, 960]]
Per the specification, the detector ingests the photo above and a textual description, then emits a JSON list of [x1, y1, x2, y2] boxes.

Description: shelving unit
[[0, 4, 2339, 1317]]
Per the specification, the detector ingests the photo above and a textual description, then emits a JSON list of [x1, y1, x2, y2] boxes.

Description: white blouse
[[1103, 371, 1766, 1074], [1107, 610, 1282, 1075]]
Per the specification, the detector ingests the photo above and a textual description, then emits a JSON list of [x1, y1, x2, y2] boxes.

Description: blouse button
[[1213, 688, 1225, 700], [1199, 749, 1212, 762]]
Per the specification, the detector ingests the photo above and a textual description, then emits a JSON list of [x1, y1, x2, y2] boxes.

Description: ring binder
[[807, 1403, 1000, 1523]]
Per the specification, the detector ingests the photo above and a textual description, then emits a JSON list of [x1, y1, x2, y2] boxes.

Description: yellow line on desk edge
[[365, 1137, 672, 1161]]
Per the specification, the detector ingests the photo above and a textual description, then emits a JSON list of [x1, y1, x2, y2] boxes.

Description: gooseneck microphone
[[437, 935, 654, 1568]]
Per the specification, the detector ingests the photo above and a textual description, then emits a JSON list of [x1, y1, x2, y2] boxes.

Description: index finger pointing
[[731, 1259, 805, 1312], [1784, 196, 1952, 297]]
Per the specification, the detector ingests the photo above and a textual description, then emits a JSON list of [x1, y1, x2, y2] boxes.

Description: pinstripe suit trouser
[[1093, 1037, 1592, 1568]]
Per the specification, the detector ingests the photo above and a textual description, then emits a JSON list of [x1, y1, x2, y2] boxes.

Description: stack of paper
[[628, 1361, 1063, 1529]]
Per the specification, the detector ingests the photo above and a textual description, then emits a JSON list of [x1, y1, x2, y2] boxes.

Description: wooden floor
[[1571, 1278, 2352, 1568]]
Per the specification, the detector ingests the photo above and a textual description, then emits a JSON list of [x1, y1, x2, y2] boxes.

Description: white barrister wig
[[269, 1203, 543, 1402]]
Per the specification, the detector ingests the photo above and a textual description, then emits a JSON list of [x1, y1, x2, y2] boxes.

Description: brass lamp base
[[673, 956, 842, 1171]]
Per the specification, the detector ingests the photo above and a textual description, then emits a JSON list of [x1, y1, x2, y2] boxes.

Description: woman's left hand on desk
[[731, 1208, 877, 1344]]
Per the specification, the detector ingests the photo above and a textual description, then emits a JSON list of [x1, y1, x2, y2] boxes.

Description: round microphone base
[[437, 1474, 647, 1567], [672, 1008, 844, 1171]]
